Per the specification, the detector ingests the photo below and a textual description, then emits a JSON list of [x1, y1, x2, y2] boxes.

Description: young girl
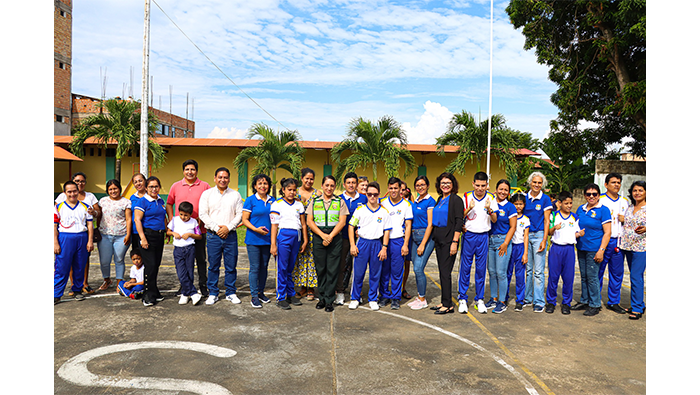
[[507, 194, 530, 312], [270, 178, 308, 310], [294, 168, 320, 301]]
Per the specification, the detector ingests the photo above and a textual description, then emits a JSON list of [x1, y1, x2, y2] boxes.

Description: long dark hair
[[628, 180, 646, 206], [279, 178, 299, 197], [435, 172, 458, 196]]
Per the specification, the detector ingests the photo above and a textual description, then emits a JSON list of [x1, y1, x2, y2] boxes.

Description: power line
[[151, 0, 293, 133]]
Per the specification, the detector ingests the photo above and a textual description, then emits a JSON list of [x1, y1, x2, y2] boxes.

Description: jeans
[[525, 230, 546, 307], [577, 250, 602, 308], [97, 233, 129, 280], [206, 232, 239, 297], [247, 244, 271, 298], [410, 228, 435, 297], [623, 249, 646, 313], [487, 233, 511, 302]]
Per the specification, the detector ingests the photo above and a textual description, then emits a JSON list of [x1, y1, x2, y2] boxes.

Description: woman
[[55, 172, 101, 295], [129, 173, 147, 253], [486, 179, 517, 314], [306, 175, 349, 312], [399, 181, 413, 299], [357, 176, 369, 195], [241, 174, 275, 308], [522, 172, 553, 312], [133, 176, 168, 307], [573, 183, 612, 316], [407, 176, 435, 310], [293, 168, 320, 300], [430, 172, 464, 315], [619, 181, 646, 320], [96, 179, 132, 291]]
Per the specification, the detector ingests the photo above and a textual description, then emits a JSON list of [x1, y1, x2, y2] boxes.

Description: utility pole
[[140, 0, 151, 176], [485, 0, 494, 179]]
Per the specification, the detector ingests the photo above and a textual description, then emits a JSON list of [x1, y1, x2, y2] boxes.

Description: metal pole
[[485, 0, 494, 179], [140, 0, 151, 176]]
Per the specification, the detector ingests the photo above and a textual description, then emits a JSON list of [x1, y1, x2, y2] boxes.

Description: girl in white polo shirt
[[270, 178, 308, 310]]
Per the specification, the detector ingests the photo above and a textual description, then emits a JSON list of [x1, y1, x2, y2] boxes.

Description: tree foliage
[[330, 116, 416, 182], [507, 0, 646, 157], [539, 132, 594, 194]]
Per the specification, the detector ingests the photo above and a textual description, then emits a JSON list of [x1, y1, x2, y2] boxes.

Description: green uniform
[[310, 196, 344, 305]]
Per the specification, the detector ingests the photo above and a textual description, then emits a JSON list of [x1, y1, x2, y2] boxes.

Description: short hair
[[605, 172, 622, 184], [628, 180, 646, 206], [414, 175, 430, 187], [474, 171, 488, 182], [527, 172, 548, 188], [251, 173, 272, 191], [182, 159, 199, 171], [387, 176, 402, 187], [557, 191, 573, 202], [367, 181, 381, 194], [145, 176, 161, 188], [105, 179, 122, 194], [63, 180, 78, 192], [214, 167, 230, 177], [321, 175, 336, 185], [279, 178, 299, 195], [130, 249, 142, 259], [583, 183, 600, 194], [178, 201, 194, 215], [510, 193, 527, 205], [343, 172, 359, 183], [301, 168, 315, 178], [435, 172, 458, 195]]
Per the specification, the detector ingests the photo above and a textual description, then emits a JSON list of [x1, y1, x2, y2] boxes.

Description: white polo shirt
[[380, 197, 413, 239], [550, 211, 580, 245], [167, 216, 201, 247], [55, 201, 93, 233], [463, 191, 499, 233], [349, 204, 392, 240], [600, 193, 630, 238], [512, 215, 530, 244], [270, 198, 306, 230], [130, 264, 144, 283]]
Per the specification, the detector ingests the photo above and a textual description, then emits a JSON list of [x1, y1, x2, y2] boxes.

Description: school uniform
[[270, 198, 306, 301], [243, 193, 275, 300], [134, 194, 167, 304], [338, 191, 368, 292], [547, 211, 580, 307], [523, 191, 553, 308], [410, 195, 436, 298], [459, 191, 499, 303], [118, 264, 145, 298], [575, 202, 612, 309], [348, 203, 392, 303], [598, 193, 630, 306], [54, 201, 93, 298], [168, 216, 202, 298], [379, 197, 413, 301], [506, 215, 530, 304], [487, 199, 517, 302]]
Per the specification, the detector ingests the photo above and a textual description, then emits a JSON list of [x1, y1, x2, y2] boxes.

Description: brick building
[[54, 0, 72, 136]]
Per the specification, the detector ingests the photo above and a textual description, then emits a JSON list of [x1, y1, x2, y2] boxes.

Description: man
[[598, 173, 630, 314], [198, 167, 243, 305], [459, 172, 498, 314], [166, 159, 210, 297], [335, 172, 368, 305]]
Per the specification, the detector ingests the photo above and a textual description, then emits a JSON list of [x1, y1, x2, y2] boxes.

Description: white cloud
[[402, 101, 454, 145], [207, 126, 247, 139]]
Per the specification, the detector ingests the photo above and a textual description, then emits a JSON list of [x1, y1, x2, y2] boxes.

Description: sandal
[[307, 293, 315, 301], [98, 279, 112, 291], [434, 306, 454, 315], [83, 285, 95, 294], [429, 304, 444, 311], [628, 312, 643, 320], [402, 290, 412, 300]]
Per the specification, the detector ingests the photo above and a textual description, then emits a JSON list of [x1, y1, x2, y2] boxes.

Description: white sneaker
[[409, 298, 428, 310], [348, 300, 359, 310], [458, 299, 468, 313], [369, 301, 379, 311], [205, 295, 219, 305], [179, 295, 190, 305], [334, 293, 345, 305], [191, 293, 202, 305], [226, 294, 241, 304], [476, 299, 487, 314]]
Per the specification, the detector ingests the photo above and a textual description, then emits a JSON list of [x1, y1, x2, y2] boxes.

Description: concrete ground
[[54, 245, 645, 395]]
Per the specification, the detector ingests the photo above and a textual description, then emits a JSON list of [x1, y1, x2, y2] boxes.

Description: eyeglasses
[[440, 182, 452, 186], [73, 180, 86, 184], [585, 192, 599, 197], [366, 193, 379, 197], [147, 185, 161, 190]]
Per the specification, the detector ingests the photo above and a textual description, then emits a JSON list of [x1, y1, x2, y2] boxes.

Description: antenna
[[129, 66, 134, 99], [191, 97, 195, 138], [169, 85, 173, 137]]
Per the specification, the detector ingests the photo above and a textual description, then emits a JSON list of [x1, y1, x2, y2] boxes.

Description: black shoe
[[606, 303, 627, 314], [54, 297, 61, 305], [325, 304, 334, 313], [514, 303, 523, 312], [391, 299, 400, 310], [155, 296, 165, 303], [316, 300, 326, 309], [430, 305, 443, 311], [561, 304, 571, 315], [73, 292, 86, 301], [571, 302, 588, 311], [290, 296, 302, 306], [545, 303, 555, 314], [583, 306, 601, 316], [378, 297, 390, 307], [434, 307, 454, 315], [200, 288, 210, 298], [277, 300, 291, 310]]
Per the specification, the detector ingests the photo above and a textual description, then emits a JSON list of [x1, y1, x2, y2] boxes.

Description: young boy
[[545, 191, 582, 315], [337, 172, 368, 305], [459, 172, 499, 314], [118, 250, 145, 299], [348, 182, 392, 311], [167, 201, 203, 305]]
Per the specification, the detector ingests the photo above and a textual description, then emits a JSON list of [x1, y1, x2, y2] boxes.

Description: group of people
[[53, 159, 646, 321]]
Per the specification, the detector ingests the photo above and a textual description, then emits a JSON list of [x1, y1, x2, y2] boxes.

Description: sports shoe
[[369, 301, 380, 311], [348, 300, 360, 310], [251, 297, 262, 309], [391, 300, 400, 310], [289, 296, 302, 306], [378, 297, 390, 307], [226, 294, 241, 304], [54, 297, 60, 305], [191, 293, 202, 305], [522, 301, 533, 308], [606, 303, 627, 314], [143, 299, 154, 307], [493, 301, 507, 314], [408, 298, 428, 310], [475, 299, 487, 314], [259, 294, 271, 304], [458, 299, 468, 314], [73, 292, 86, 301], [117, 287, 125, 297], [533, 305, 545, 313], [276, 299, 291, 310], [155, 296, 165, 303], [514, 303, 523, 312], [561, 304, 571, 315], [179, 295, 190, 305], [484, 299, 498, 309], [334, 293, 345, 305], [205, 295, 219, 305], [545, 303, 555, 314]]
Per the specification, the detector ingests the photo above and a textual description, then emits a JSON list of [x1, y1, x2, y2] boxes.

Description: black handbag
[[93, 227, 102, 243]]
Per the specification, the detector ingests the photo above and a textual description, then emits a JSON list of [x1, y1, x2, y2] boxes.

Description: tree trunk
[[115, 158, 122, 185]]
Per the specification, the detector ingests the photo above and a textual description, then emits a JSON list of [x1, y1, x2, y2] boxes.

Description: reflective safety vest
[[312, 196, 342, 227]]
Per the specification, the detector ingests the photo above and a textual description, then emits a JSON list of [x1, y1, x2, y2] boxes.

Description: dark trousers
[[337, 238, 352, 292], [313, 230, 343, 304], [174, 244, 197, 297], [141, 228, 165, 304], [434, 239, 457, 308], [194, 235, 208, 296]]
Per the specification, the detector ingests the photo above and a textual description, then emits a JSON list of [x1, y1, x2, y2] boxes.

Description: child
[[167, 201, 203, 305], [348, 182, 392, 311], [545, 191, 582, 315], [270, 178, 308, 310], [54, 180, 94, 304], [118, 250, 145, 299], [507, 193, 530, 312]]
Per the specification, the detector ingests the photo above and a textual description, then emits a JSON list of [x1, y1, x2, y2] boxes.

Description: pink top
[[167, 178, 210, 231]]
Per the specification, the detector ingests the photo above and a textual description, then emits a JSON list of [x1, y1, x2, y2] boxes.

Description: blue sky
[[71, 0, 559, 145]]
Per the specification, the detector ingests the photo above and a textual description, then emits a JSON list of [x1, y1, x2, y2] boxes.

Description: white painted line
[[57, 341, 237, 394]]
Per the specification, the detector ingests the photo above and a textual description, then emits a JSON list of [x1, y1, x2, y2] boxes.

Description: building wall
[[54, 0, 72, 135], [594, 159, 646, 200]]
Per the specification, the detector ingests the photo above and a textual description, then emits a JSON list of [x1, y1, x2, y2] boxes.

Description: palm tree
[[330, 116, 416, 182], [69, 98, 166, 181], [232, 123, 306, 197], [435, 111, 519, 177]]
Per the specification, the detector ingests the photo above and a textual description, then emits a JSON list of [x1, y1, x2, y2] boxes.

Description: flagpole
[[140, 0, 151, 176], [486, 0, 494, 179]]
